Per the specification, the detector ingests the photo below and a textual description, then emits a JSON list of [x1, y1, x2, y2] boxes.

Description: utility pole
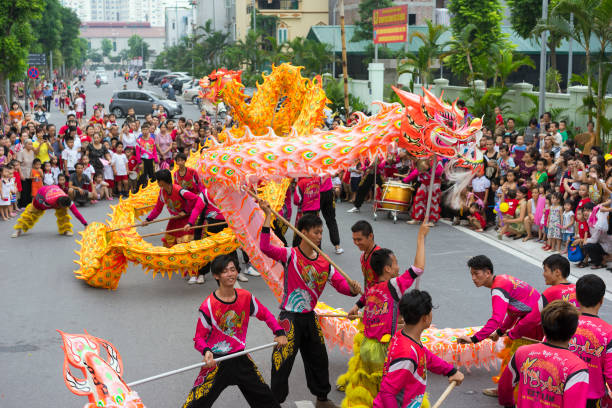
[[340, 0, 349, 119], [332, 0, 336, 78], [538, 0, 548, 118], [567, 13, 574, 91]]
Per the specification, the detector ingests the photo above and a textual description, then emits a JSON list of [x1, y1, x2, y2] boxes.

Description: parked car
[[171, 77, 193, 94], [148, 69, 169, 84], [182, 86, 201, 104], [109, 90, 182, 118], [157, 74, 180, 86]]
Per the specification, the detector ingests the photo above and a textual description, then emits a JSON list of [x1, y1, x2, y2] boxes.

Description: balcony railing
[[257, 0, 300, 11]]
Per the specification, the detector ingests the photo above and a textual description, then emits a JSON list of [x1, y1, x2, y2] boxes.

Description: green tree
[[447, 0, 506, 83], [32, 0, 63, 61], [0, 0, 44, 93], [286, 38, 333, 76], [352, 0, 393, 42], [127, 35, 150, 61], [101, 39, 113, 58], [60, 9, 82, 69], [223, 30, 266, 86], [441, 24, 480, 84], [491, 48, 535, 88], [507, 0, 542, 39], [398, 20, 447, 86]]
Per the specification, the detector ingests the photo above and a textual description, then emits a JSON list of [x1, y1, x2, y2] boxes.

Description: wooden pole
[[107, 215, 183, 233], [139, 221, 228, 238], [339, 0, 350, 120], [432, 381, 457, 408], [423, 155, 438, 225], [244, 188, 361, 293], [134, 204, 155, 211], [317, 313, 362, 319]]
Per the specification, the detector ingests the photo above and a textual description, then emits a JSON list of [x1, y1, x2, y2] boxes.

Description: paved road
[[2, 75, 611, 408]]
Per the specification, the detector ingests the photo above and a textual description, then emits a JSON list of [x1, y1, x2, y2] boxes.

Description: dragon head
[[392, 86, 483, 168], [199, 69, 242, 104]]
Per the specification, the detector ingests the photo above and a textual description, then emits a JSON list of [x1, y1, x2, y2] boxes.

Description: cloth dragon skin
[[198, 68, 242, 103], [58, 330, 144, 408]]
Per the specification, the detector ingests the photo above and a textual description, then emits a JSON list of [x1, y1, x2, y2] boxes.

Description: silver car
[[109, 90, 182, 118]]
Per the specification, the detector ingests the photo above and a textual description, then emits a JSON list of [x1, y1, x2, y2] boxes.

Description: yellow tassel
[[14, 204, 44, 232], [55, 207, 73, 234]]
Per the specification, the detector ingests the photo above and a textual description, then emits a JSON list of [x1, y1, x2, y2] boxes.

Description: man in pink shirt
[[570, 274, 612, 407], [498, 300, 589, 407]]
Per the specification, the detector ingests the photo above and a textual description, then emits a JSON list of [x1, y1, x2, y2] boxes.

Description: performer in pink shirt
[[259, 199, 361, 408], [183, 255, 288, 408], [340, 224, 428, 407], [373, 289, 464, 407], [541, 254, 578, 307], [570, 274, 612, 407], [292, 176, 321, 247], [498, 300, 589, 407], [457, 255, 544, 397]]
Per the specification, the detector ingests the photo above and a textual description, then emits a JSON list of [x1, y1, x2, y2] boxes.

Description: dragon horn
[[392, 85, 421, 108]]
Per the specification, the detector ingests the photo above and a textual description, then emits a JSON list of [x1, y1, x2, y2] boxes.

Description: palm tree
[[441, 24, 479, 85], [590, 0, 612, 144], [532, 15, 571, 72], [398, 19, 447, 86], [263, 36, 289, 66], [491, 48, 536, 88]]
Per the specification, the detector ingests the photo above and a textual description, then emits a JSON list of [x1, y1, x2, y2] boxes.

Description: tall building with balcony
[[235, 0, 328, 43], [194, 0, 236, 41], [329, 0, 447, 28]]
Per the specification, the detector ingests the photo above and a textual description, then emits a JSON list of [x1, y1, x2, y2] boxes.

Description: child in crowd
[[57, 173, 69, 194], [11, 161, 22, 211], [61, 136, 79, 175], [503, 188, 519, 218], [93, 173, 112, 202], [511, 135, 527, 163], [539, 195, 551, 243], [82, 155, 95, 182], [50, 156, 61, 183], [101, 157, 114, 198], [6, 163, 18, 216], [126, 147, 140, 193], [42, 161, 55, 186], [1, 166, 13, 220], [561, 199, 575, 254], [111, 142, 129, 198], [30, 158, 43, 197], [467, 202, 486, 232], [546, 192, 563, 252]]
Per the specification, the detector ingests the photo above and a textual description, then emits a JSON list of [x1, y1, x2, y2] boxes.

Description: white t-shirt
[[563, 210, 575, 233], [61, 147, 80, 171], [121, 132, 137, 148], [472, 175, 491, 193], [111, 153, 128, 176], [75, 97, 85, 113], [83, 164, 95, 181]]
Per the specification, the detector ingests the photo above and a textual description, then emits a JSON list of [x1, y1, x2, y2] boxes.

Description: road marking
[[294, 401, 315, 408], [441, 220, 612, 301]]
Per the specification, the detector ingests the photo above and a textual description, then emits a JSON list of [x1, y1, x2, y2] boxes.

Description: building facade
[[80, 22, 166, 56], [235, 0, 328, 42], [63, 0, 192, 26], [165, 7, 195, 47], [329, 0, 445, 28], [194, 0, 236, 41]]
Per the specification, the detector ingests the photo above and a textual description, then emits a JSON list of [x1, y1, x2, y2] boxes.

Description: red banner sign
[[374, 25, 407, 44], [373, 5, 407, 28]]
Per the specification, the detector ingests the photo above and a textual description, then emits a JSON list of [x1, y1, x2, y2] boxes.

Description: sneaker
[[315, 399, 338, 408], [335, 247, 344, 254], [244, 265, 260, 276], [63, 231, 74, 236], [11, 229, 21, 238], [237, 273, 249, 282], [346, 207, 360, 213], [196, 275, 205, 284], [405, 219, 418, 224], [188, 276, 197, 284], [452, 217, 460, 225], [482, 387, 498, 397]]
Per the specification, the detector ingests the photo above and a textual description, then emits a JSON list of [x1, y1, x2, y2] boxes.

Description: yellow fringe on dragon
[[14, 203, 45, 232]]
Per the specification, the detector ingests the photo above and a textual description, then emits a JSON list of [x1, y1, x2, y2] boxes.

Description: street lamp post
[[538, 0, 548, 118]]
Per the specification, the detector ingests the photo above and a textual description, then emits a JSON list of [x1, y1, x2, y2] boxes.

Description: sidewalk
[[441, 219, 612, 299]]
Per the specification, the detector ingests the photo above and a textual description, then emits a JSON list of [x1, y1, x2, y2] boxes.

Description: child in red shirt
[[494, 106, 504, 128], [467, 202, 486, 232], [126, 147, 140, 194], [575, 208, 590, 240]]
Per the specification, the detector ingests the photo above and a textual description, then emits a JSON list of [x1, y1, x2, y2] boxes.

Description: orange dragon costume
[[63, 64, 502, 408]]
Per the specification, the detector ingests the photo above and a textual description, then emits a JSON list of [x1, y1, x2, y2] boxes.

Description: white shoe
[[11, 229, 21, 238], [244, 265, 261, 276], [347, 207, 360, 213], [188, 276, 197, 284], [237, 273, 249, 282], [335, 247, 344, 254], [63, 231, 74, 236], [196, 275, 205, 284]]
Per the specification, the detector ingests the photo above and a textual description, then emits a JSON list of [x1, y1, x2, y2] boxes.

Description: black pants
[[44, 96, 52, 111], [584, 243, 606, 266], [194, 216, 248, 276], [586, 398, 602, 408], [183, 354, 280, 408], [320, 190, 340, 246], [354, 172, 383, 209], [141, 158, 155, 184], [271, 311, 330, 403], [19, 179, 32, 208], [272, 219, 288, 247]]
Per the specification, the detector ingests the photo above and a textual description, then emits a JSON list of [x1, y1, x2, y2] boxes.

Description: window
[[112, 41, 116, 51], [277, 27, 288, 43], [408, 14, 416, 25]]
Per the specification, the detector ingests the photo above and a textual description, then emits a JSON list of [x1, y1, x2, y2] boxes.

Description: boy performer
[[342, 224, 429, 407], [182, 255, 288, 408], [498, 300, 589, 407], [373, 290, 465, 407], [174, 152, 201, 194], [292, 176, 320, 247], [259, 200, 361, 408], [457, 255, 544, 397], [336, 220, 381, 391], [12, 184, 87, 238], [541, 254, 578, 306], [570, 274, 612, 407], [142, 169, 204, 248]]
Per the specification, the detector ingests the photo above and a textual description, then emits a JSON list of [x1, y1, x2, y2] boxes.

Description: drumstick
[[139, 221, 228, 238], [316, 313, 362, 319], [432, 381, 457, 408], [107, 215, 183, 232], [244, 187, 362, 294]]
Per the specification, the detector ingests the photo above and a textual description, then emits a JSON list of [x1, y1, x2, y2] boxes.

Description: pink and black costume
[[373, 331, 457, 407], [33, 185, 87, 225], [319, 176, 341, 248], [182, 288, 285, 408], [498, 343, 589, 407], [260, 226, 357, 403], [355, 245, 382, 309], [569, 312, 612, 407], [403, 162, 444, 223], [542, 283, 578, 307], [470, 274, 543, 343]]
